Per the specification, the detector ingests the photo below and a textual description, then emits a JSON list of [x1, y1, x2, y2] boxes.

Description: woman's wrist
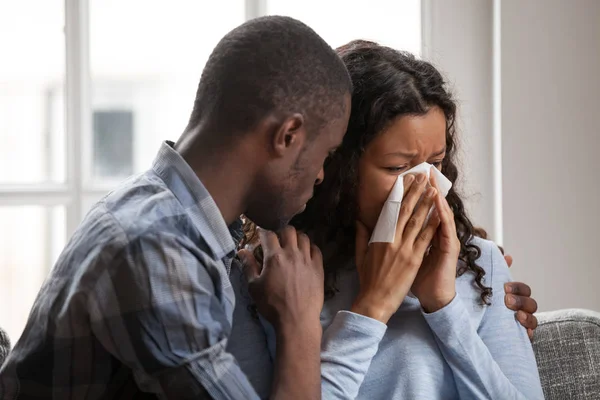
[[420, 292, 456, 314], [351, 295, 394, 324]]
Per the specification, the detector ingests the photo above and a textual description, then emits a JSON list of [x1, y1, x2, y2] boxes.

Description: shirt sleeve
[[87, 232, 260, 400], [422, 242, 545, 400], [320, 311, 387, 399]]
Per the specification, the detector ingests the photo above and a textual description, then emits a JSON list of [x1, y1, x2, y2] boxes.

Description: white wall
[[427, 0, 600, 312], [501, 0, 600, 312], [422, 0, 496, 237]]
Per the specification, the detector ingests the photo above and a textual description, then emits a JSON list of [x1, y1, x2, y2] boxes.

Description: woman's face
[[357, 106, 448, 231]]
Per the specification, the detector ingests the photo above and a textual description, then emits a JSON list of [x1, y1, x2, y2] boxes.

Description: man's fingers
[[505, 293, 538, 314], [517, 310, 539, 331], [297, 232, 311, 258], [520, 296, 539, 314], [258, 228, 280, 258], [238, 249, 262, 281], [278, 226, 298, 249], [310, 244, 323, 264], [504, 281, 532, 297], [527, 328, 534, 341]]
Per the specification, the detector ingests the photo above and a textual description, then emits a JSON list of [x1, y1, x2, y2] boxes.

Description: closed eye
[[385, 166, 409, 173]]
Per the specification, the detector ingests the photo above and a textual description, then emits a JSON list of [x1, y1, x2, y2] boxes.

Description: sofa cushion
[[533, 309, 600, 399]]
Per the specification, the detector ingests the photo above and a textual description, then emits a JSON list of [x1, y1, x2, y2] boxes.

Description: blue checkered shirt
[[0, 142, 260, 399]]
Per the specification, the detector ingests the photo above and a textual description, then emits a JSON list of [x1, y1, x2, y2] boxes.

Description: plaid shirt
[[0, 142, 260, 399]]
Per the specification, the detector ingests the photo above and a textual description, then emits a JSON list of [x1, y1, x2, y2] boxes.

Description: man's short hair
[[187, 16, 352, 137]]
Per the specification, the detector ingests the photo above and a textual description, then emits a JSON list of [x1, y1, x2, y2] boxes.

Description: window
[[0, 206, 66, 343], [0, 0, 66, 344], [0, 0, 245, 346], [89, 0, 246, 184], [92, 110, 134, 179], [0, 1, 66, 185], [0, 0, 421, 346]]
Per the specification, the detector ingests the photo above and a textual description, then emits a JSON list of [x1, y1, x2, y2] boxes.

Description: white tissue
[[369, 162, 452, 244]]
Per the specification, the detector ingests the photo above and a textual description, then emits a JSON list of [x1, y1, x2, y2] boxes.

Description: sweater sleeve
[[260, 309, 386, 400], [422, 242, 545, 399], [320, 311, 387, 399]]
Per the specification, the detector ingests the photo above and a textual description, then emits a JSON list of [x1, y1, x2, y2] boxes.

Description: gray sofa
[[532, 309, 600, 399]]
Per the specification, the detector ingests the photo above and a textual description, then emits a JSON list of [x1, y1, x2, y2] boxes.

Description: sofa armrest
[[532, 309, 600, 399]]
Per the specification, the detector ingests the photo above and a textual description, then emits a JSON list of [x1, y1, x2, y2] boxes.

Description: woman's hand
[[352, 173, 441, 324], [411, 171, 461, 313]]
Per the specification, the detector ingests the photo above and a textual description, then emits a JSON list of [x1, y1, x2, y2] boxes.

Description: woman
[[237, 40, 543, 399]]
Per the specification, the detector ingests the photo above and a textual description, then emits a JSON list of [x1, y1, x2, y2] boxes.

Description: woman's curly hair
[[240, 40, 492, 304]]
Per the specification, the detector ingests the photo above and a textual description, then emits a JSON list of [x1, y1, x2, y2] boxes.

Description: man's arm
[[238, 227, 325, 400], [272, 320, 322, 399], [88, 233, 260, 399]]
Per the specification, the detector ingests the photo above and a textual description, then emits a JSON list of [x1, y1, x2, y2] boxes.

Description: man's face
[[247, 95, 351, 231]]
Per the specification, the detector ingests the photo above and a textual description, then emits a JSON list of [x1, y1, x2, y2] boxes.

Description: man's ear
[[271, 113, 306, 157]]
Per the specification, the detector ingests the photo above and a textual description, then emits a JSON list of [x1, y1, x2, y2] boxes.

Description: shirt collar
[[151, 141, 235, 259]]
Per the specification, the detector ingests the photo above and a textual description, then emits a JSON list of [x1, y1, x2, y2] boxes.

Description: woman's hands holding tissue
[[411, 172, 461, 313], [352, 173, 442, 324]]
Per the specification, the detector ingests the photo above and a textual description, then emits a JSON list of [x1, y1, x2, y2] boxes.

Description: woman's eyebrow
[[384, 147, 447, 158], [383, 150, 417, 157]]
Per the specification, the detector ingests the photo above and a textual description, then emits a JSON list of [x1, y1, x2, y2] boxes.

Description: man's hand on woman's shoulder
[[473, 226, 538, 340]]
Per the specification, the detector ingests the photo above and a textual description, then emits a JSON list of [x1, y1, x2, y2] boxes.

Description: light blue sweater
[[227, 236, 545, 399]]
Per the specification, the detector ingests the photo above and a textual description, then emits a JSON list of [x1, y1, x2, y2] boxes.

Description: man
[[0, 16, 351, 399]]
